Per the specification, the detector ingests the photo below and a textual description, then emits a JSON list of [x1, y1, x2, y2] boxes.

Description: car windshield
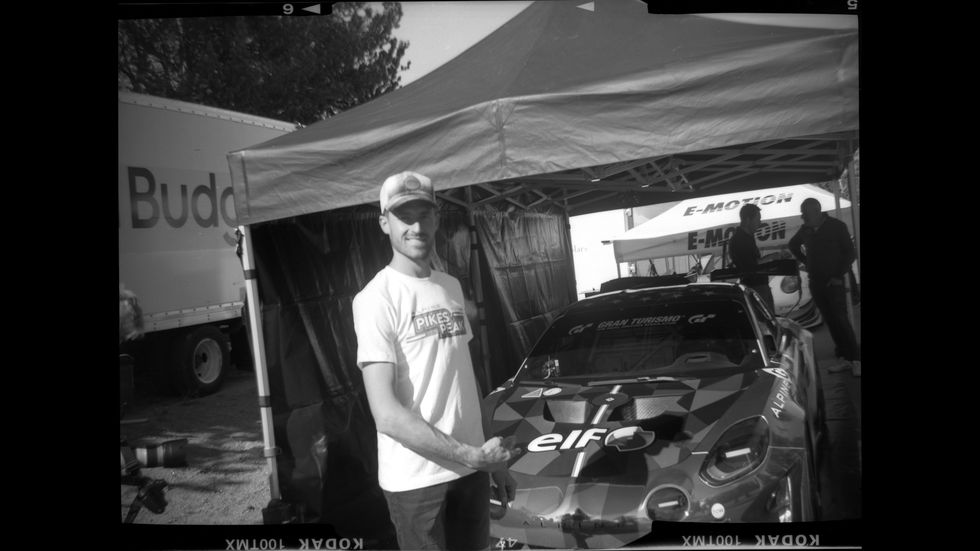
[[522, 298, 763, 381]]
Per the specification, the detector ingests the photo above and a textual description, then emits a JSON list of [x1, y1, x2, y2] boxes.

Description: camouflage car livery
[[484, 282, 826, 549]]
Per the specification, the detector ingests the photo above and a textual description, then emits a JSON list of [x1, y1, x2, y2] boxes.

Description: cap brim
[[384, 193, 438, 213]]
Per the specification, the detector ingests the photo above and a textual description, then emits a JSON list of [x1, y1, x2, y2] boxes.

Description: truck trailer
[[118, 92, 296, 396]]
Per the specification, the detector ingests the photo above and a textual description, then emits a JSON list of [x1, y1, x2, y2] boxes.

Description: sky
[[389, 1, 534, 85], [387, 2, 856, 86], [569, 210, 625, 297]]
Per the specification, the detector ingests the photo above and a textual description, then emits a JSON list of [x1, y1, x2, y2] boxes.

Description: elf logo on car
[[528, 428, 609, 452]]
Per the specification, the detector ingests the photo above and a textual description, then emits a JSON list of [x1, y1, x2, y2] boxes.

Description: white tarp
[[609, 184, 852, 262]]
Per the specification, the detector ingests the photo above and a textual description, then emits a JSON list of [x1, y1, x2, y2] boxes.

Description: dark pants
[[382, 472, 490, 550], [810, 278, 861, 361]]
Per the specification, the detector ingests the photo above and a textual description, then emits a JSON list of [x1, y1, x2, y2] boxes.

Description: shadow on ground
[[121, 368, 269, 524]]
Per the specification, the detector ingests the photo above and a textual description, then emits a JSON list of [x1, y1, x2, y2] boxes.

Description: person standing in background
[[789, 197, 861, 377], [728, 203, 776, 313]]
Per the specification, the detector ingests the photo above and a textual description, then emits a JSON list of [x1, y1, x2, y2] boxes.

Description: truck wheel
[[169, 325, 229, 396]]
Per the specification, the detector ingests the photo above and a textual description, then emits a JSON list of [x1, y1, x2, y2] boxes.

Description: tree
[[118, 3, 410, 125]]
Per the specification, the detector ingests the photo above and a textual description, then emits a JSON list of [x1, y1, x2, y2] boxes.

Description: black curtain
[[250, 206, 396, 544], [473, 205, 578, 383], [249, 202, 576, 535]]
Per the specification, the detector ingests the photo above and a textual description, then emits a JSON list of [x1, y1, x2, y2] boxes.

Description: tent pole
[[238, 224, 282, 501], [832, 178, 856, 330], [465, 188, 493, 393], [848, 146, 861, 282], [564, 190, 576, 302]]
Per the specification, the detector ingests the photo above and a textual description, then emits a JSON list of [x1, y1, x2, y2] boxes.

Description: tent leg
[[847, 147, 861, 282], [466, 191, 493, 393], [563, 200, 577, 303], [238, 225, 282, 501]]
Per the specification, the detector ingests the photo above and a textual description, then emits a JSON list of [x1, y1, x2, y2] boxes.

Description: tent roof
[[229, 0, 858, 225]]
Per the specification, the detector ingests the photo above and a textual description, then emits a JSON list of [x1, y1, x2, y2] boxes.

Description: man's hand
[[463, 436, 521, 472], [363, 362, 521, 471], [491, 470, 518, 508]]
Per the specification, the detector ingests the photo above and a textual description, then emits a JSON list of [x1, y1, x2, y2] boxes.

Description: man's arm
[[788, 229, 807, 265], [482, 380, 518, 507], [361, 361, 517, 471]]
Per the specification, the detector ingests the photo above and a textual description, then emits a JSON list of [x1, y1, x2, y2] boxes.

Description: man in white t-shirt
[[352, 171, 519, 550]]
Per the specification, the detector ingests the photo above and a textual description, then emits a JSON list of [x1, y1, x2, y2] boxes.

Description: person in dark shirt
[[728, 204, 775, 313], [788, 197, 861, 376]]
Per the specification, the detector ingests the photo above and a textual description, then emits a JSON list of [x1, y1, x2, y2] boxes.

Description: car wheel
[[168, 325, 229, 396]]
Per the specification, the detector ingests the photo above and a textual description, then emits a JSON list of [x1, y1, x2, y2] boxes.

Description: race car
[[483, 273, 827, 549]]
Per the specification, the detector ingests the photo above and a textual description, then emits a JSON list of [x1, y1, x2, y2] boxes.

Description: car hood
[[490, 370, 773, 476], [486, 369, 779, 548]]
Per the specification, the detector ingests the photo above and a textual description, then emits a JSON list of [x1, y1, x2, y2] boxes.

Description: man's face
[[746, 211, 762, 232], [801, 202, 822, 228], [380, 201, 438, 262]]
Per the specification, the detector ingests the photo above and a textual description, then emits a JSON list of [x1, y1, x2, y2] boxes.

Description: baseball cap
[[379, 171, 437, 214]]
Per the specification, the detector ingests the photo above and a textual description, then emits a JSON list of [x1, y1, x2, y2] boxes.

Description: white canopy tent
[[608, 184, 853, 262]]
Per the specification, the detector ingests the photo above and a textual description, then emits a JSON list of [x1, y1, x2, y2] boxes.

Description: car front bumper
[[491, 448, 813, 549]]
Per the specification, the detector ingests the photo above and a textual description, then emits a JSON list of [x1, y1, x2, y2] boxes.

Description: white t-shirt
[[352, 266, 486, 492]]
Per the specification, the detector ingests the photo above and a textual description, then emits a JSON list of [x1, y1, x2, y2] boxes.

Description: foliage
[[118, 2, 409, 124]]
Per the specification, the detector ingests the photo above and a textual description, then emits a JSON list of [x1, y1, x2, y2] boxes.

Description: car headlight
[[700, 417, 769, 485], [780, 276, 800, 294]]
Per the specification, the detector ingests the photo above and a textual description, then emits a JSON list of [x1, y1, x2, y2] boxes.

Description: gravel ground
[[120, 368, 268, 525]]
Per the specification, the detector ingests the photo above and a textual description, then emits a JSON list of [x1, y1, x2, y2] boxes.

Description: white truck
[[118, 92, 296, 395]]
